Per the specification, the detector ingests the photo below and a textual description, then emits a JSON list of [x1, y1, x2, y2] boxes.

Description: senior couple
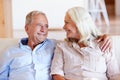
[[0, 7, 119, 80]]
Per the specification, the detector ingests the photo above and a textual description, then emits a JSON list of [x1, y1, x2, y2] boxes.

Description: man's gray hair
[[25, 10, 46, 25]]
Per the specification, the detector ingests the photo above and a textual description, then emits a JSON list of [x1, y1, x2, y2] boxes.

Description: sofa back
[[0, 38, 18, 53], [112, 36, 120, 67], [0, 36, 120, 68]]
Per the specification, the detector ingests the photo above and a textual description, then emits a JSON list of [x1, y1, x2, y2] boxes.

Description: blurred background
[[0, 0, 120, 40]]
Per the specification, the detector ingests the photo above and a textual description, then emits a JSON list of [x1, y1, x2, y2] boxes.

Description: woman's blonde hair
[[67, 7, 102, 45]]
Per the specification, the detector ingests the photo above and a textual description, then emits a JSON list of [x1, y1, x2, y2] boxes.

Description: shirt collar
[[71, 38, 97, 49], [19, 38, 48, 50]]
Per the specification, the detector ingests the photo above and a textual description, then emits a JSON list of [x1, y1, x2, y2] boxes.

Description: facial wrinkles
[[64, 13, 80, 42], [32, 14, 48, 43], [36, 15, 48, 32]]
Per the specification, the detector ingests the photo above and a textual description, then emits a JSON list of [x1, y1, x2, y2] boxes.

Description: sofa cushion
[[112, 36, 120, 68], [0, 38, 18, 53]]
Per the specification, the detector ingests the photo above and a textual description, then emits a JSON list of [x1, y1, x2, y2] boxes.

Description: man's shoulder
[[46, 39, 58, 47]]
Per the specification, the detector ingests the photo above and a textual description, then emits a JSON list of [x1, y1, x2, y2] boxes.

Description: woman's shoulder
[[56, 40, 72, 48]]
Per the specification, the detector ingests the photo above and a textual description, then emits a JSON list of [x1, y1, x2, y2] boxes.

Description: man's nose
[[40, 26, 45, 32], [63, 25, 66, 30]]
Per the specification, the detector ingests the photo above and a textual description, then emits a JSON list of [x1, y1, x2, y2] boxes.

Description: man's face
[[26, 14, 48, 44], [63, 13, 80, 42]]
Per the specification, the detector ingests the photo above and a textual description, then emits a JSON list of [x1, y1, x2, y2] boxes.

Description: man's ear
[[25, 25, 28, 32], [25, 25, 29, 35]]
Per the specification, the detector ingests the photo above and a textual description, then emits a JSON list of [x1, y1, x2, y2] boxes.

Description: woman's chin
[[67, 38, 79, 43]]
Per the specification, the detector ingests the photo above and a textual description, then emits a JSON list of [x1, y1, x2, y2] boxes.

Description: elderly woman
[[51, 7, 120, 80]]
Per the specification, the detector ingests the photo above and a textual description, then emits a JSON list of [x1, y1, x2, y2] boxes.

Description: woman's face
[[63, 13, 80, 42]]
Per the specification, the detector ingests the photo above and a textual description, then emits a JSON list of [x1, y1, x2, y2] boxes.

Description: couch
[[0, 36, 120, 68]]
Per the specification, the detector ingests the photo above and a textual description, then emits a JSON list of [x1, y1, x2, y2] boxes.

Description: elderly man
[[0, 11, 56, 80]]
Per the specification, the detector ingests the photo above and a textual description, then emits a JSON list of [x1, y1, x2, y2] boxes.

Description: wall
[[0, 0, 120, 38], [105, 0, 115, 16], [12, 0, 86, 30], [0, 0, 5, 37], [0, 0, 13, 38], [115, 0, 120, 16]]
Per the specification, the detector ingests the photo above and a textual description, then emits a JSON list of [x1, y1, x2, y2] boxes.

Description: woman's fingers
[[97, 34, 112, 52]]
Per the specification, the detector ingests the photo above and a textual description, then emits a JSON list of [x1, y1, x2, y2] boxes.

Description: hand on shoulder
[[96, 34, 112, 52]]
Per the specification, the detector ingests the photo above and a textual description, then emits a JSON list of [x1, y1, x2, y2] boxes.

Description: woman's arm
[[52, 74, 65, 80], [104, 50, 120, 80], [50, 42, 65, 79]]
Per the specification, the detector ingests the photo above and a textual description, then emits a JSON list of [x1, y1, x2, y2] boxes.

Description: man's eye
[[45, 25, 48, 28], [37, 24, 42, 27], [36, 24, 48, 28]]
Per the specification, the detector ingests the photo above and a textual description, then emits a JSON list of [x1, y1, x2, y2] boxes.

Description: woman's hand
[[97, 34, 112, 52], [52, 74, 65, 80]]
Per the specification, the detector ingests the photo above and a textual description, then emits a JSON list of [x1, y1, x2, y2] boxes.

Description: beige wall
[[0, 0, 5, 37], [115, 0, 120, 16], [0, 0, 13, 38], [0, 0, 119, 38]]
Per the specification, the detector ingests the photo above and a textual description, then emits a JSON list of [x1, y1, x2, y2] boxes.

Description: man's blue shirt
[[0, 38, 56, 80]]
